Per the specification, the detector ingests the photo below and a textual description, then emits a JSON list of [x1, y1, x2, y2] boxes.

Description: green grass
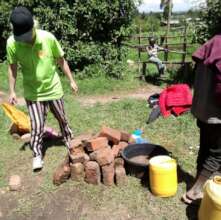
[[0, 61, 143, 97], [0, 43, 199, 219], [0, 96, 199, 219]]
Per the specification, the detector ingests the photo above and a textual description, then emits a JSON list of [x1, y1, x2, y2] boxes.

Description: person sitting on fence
[[146, 37, 166, 75]]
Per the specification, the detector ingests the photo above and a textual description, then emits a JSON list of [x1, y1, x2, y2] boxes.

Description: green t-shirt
[[6, 29, 64, 101]]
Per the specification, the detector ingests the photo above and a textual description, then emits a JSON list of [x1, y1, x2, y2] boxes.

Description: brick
[[99, 126, 121, 145], [120, 131, 131, 142], [53, 164, 71, 186], [9, 175, 22, 191], [102, 163, 114, 186], [70, 139, 82, 149], [112, 142, 128, 158], [70, 163, 85, 181], [112, 145, 120, 158], [70, 153, 89, 164], [85, 161, 101, 185], [86, 137, 108, 152], [70, 145, 85, 155], [114, 158, 124, 168], [115, 166, 127, 186], [118, 141, 128, 154], [53, 154, 71, 185], [70, 134, 93, 151], [89, 146, 114, 166]]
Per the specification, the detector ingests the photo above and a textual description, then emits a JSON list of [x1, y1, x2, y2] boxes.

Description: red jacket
[[159, 84, 192, 117]]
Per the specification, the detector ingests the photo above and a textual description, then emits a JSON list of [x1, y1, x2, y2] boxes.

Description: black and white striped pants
[[26, 98, 73, 157]]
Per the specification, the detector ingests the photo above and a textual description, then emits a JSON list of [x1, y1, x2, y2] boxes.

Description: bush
[[196, 0, 221, 43], [0, 0, 136, 78], [133, 13, 161, 33]]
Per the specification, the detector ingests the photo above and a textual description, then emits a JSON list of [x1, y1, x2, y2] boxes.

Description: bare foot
[[182, 173, 208, 205], [182, 190, 203, 205]]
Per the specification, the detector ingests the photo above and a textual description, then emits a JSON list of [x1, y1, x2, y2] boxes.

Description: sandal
[[181, 193, 202, 205]]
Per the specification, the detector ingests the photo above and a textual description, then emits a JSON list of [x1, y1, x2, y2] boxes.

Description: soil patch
[[77, 85, 162, 107]]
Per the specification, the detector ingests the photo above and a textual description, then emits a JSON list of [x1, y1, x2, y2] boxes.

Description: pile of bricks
[[53, 126, 134, 186]]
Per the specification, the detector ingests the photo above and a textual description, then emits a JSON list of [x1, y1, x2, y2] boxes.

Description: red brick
[[112, 145, 120, 158], [89, 146, 114, 166], [86, 137, 108, 152], [9, 175, 22, 191], [112, 142, 128, 157], [70, 153, 89, 164], [70, 139, 82, 149], [85, 161, 101, 185], [114, 158, 124, 168], [53, 164, 71, 186], [120, 131, 131, 142], [70, 145, 85, 155], [99, 126, 121, 145], [118, 141, 128, 153], [102, 163, 114, 186], [115, 166, 127, 186], [70, 163, 85, 181], [53, 154, 71, 185]]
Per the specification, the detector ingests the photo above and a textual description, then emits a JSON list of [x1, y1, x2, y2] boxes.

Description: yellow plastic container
[[149, 155, 177, 197], [198, 176, 221, 220]]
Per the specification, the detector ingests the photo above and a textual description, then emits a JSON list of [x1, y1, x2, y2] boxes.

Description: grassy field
[[0, 58, 201, 220]]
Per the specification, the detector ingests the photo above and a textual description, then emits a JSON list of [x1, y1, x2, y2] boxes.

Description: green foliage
[[196, 0, 221, 43], [133, 13, 161, 33], [0, 0, 136, 78]]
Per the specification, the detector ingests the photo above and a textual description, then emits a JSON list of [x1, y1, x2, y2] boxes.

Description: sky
[[138, 0, 206, 12]]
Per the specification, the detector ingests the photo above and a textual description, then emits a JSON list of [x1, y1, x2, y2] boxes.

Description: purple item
[[192, 34, 221, 73], [193, 35, 221, 105]]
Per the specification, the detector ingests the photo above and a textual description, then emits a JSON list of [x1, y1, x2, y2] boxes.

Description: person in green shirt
[[7, 6, 78, 171]]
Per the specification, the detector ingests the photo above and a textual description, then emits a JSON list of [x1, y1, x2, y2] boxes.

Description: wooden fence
[[123, 26, 195, 77]]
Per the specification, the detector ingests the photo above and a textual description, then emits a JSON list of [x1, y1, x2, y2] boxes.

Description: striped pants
[[26, 98, 73, 157]]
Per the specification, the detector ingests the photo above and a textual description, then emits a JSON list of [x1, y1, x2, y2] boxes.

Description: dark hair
[[149, 37, 156, 44], [10, 6, 33, 36]]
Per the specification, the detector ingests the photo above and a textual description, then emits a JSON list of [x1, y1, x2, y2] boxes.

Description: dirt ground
[[1, 84, 162, 107], [77, 85, 162, 107]]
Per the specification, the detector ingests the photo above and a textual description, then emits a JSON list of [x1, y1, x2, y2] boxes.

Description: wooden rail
[[137, 61, 192, 77], [123, 34, 192, 39], [124, 24, 194, 78], [122, 42, 196, 49]]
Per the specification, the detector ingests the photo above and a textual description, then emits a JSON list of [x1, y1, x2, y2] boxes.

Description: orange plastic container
[[198, 176, 221, 220], [149, 155, 177, 197]]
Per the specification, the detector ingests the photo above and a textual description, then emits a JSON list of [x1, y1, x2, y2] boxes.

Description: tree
[[196, 0, 221, 43], [160, 0, 173, 20], [0, 0, 136, 78]]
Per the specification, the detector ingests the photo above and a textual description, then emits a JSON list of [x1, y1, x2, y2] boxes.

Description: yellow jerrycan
[[149, 155, 177, 197], [198, 176, 221, 220]]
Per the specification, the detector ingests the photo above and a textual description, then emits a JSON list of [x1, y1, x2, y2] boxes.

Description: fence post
[[138, 25, 141, 77], [182, 23, 187, 64], [164, 36, 169, 61]]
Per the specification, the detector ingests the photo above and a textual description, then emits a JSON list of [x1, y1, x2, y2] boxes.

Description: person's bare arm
[[8, 63, 18, 105], [57, 57, 78, 93]]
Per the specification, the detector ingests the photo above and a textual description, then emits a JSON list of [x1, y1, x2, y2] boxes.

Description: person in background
[[7, 6, 78, 171], [146, 37, 166, 75], [182, 33, 221, 204]]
